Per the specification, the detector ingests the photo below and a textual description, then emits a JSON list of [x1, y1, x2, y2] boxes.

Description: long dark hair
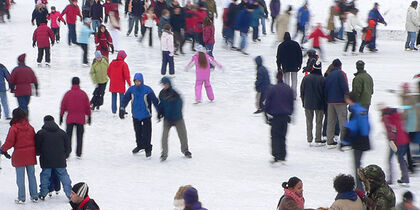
[[97, 25, 110, 38], [10, 108, 27, 126], [202, 16, 213, 27], [198, 52, 208, 68]]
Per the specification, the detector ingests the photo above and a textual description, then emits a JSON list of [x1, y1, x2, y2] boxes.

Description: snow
[[0, 0, 419, 209]]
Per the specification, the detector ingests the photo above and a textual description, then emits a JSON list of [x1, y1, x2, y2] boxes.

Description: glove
[[110, 45, 114, 54], [264, 113, 273, 125], [87, 116, 91, 125], [101, 46, 108, 51], [32, 41, 36, 48], [51, 40, 54, 46], [59, 116, 63, 126], [35, 89, 39, 96], [287, 116, 291, 123], [119, 107, 126, 119], [0, 150, 11, 159]]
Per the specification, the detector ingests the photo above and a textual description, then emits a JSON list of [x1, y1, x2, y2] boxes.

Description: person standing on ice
[[107, 50, 131, 114], [158, 77, 192, 162], [33, 20, 55, 67], [263, 71, 294, 163], [161, 24, 175, 75], [32, 2, 49, 27], [0, 63, 11, 119], [60, 77, 92, 159], [293, 2, 310, 44], [185, 45, 222, 104], [90, 51, 109, 110], [327, 1, 339, 43], [254, 56, 270, 114], [95, 24, 114, 60], [367, 2, 386, 52], [351, 60, 373, 111], [78, 18, 94, 66], [234, 4, 253, 55], [90, 0, 103, 33], [48, 6, 66, 44], [108, 2, 120, 51], [269, 0, 280, 34], [343, 8, 363, 55], [9, 54, 39, 115], [276, 32, 302, 99], [275, 6, 292, 43], [61, 0, 82, 46], [119, 73, 159, 158], [405, 1, 419, 51], [358, 20, 376, 53]]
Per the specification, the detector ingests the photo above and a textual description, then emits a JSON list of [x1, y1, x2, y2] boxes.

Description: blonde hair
[[174, 185, 192, 199]]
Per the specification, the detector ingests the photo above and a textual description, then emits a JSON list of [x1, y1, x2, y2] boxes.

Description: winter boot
[[160, 155, 167, 162], [15, 199, 25, 204], [132, 147, 143, 154], [145, 151, 152, 158], [184, 151, 192, 158], [31, 197, 39, 203]]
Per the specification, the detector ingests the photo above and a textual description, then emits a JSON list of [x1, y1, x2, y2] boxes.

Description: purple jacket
[[263, 81, 294, 116], [189, 202, 208, 210], [269, 0, 280, 17]]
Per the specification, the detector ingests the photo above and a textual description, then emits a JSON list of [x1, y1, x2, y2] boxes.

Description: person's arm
[[59, 12, 66, 24], [63, 131, 71, 158], [90, 64, 97, 84], [84, 92, 91, 117], [32, 29, 37, 46], [48, 28, 55, 43], [1, 127, 17, 153], [382, 115, 397, 141], [208, 54, 222, 68], [339, 71, 349, 94], [149, 90, 160, 112], [60, 94, 67, 119], [124, 0, 129, 14], [123, 63, 131, 86], [300, 77, 305, 105], [34, 132, 42, 156], [185, 55, 196, 70], [352, 77, 362, 99], [297, 45, 303, 69]]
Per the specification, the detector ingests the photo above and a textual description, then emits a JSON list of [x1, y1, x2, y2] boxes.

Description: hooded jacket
[[90, 57, 109, 84], [325, 67, 349, 104], [263, 80, 294, 116], [158, 79, 183, 122], [9, 61, 38, 97], [35, 120, 70, 168], [330, 191, 364, 210], [276, 32, 302, 72], [107, 53, 131, 93], [235, 9, 252, 33], [48, 11, 66, 28], [60, 85, 91, 125], [61, 4, 82, 25], [300, 66, 325, 110], [352, 70, 373, 106], [254, 56, 271, 94], [121, 73, 159, 121], [343, 103, 371, 151], [33, 23, 55, 48], [381, 108, 410, 146]]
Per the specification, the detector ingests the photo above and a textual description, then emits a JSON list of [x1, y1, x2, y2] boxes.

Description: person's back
[[344, 103, 370, 151], [353, 70, 373, 107], [10, 63, 37, 97], [300, 68, 325, 110], [90, 57, 108, 84], [325, 67, 348, 103], [276, 32, 302, 72], [107, 51, 130, 93], [61, 84, 90, 125], [255, 56, 270, 94], [34, 23, 54, 48], [264, 81, 294, 116]]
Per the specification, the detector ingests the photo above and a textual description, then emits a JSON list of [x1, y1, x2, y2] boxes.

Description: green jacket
[[90, 58, 109, 84], [352, 70, 374, 106]]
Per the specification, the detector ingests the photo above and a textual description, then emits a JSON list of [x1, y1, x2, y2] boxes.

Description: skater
[[170, 6, 186, 55], [78, 18, 94, 65], [293, 2, 310, 44], [119, 73, 159, 158], [161, 24, 175, 75], [141, 6, 159, 46], [275, 6, 291, 43], [405, 1, 419, 51], [263, 71, 294, 163], [380, 106, 410, 185], [203, 16, 215, 57], [107, 50, 131, 114], [300, 52, 325, 146], [95, 24, 113, 60], [277, 177, 308, 209], [307, 23, 331, 61], [90, 0, 103, 33], [69, 182, 100, 210], [396, 191, 419, 210], [9, 54, 39, 114], [250, 1, 264, 42], [359, 20, 376, 53], [322, 63, 340, 141], [325, 59, 348, 148], [358, 165, 396, 209], [158, 9, 170, 38], [48, 6, 66, 43], [344, 8, 363, 54], [125, 0, 146, 37], [173, 185, 191, 210], [254, 56, 270, 114], [81, 0, 92, 19], [31, 2, 49, 27], [183, 187, 208, 210], [341, 92, 371, 190], [269, 0, 280, 34], [60, 77, 92, 158], [235, 4, 254, 54], [276, 32, 303, 99], [109, 3, 120, 51], [327, 1, 339, 43], [32, 20, 55, 67], [367, 2, 386, 51], [0, 63, 11, 119], [158, 77, 192, 161], [185, 45, 222, 103], [224, 0, 239, 48], [0, 108, 38, 203], [61, 0, 82, 46], [35, 115, 72, 200], [352, 60, 373, 111], [154, 0, 167, 19], [326, 174, 364, 209], [90, 51, 108, 110]]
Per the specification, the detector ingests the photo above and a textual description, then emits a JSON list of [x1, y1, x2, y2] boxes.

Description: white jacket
[[344, 13, 363, 32], [406, 6, 419, 32], [161, 30, 174, 53]]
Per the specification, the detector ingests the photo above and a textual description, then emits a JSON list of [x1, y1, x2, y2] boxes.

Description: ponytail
[[282, 177, 302, 189], [281, 182, 289, 189]]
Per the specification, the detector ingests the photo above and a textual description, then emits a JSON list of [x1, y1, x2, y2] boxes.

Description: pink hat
[[117, 50, 127, 59]]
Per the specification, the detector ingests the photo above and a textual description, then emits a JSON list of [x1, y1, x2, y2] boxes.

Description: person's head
[[72, 0, 78, 6], [183, 187, 200, 207], [174, 185, 192, 200], [43, 115, 55, 123], [117, 50, 127, 60], [351, 8, 359, 15], [51, 6, 56, 12], [162, 9, 170, 17], [17, 53, 26, 65], [133, 73, 144, 86], [174, 6, 181, 14], [306, 49, 317, 58], [147, 6, 155, 13], [160, 76, 172, 90], [334, 0, 340, 6], [12, 108, 27, 122], [95, 51, 102, 61], [403, 191, 415, 209], [357, 164, 386, 192], [283, 32, 291, 41], [356, 60, 365, 71], [333, 174, 355, 193], [374, 2, 379, 9], [99, 25, 106, 33], [282, 177, 303, 197], [72, 77, 80, 86], [332, 58, 342, 69], [203, 16, 213, 27], [163, 24, 172, 32], [286, 5, 292, 13], [345, 92, 359, 105], [411, 1, 418, 9], [70, 182, 89, 204], [303, 2, 308, 9], [255, 56, 263, 67]]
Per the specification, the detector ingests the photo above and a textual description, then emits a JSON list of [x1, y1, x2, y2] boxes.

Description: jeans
[[91, 83, 107, 108], [48, 169, 61, 192], [205, 43, 214, 57], [240, 32, 247, 50], [353, 149, 364, 190], [161, 51, 175, 75], [40, 168, 72, 198], [283, 72, 297, 99], [17, 95, 30, 114], [344, 31, 356, 52], [66, 123, 84, 157], [252, 26, 259, 40], [111, 92, 123, 114], [133, 117, 152, 152], [261, 17, 266, 34], [0, 91, 10, 118], [225, 27, 234, 47], [271, 115, 289, 161], [52, 28, 60, 41], [68, 24, 77, 45], [127, 14, 141, 36], [405, 31, 417, 49], [161, 119, 189, 158], [388, 145, 409, 183], [338, 19, 344, 39], [80, 44, 88, 64], [16, 165, 38, 201], [92, 19, 101, 33], [37, 47, 51, 63]]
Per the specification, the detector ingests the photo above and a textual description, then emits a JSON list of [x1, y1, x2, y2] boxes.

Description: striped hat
[[72, 182, 89, 198]]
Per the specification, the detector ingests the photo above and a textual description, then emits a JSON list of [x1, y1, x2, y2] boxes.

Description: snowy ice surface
[[0, 0, 419, 209]]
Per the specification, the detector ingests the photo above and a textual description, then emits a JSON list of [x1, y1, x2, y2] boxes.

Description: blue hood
[[335, 191, 358, 201], [134, 73, 144, 84]]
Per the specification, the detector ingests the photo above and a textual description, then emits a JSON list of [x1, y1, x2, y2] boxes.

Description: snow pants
[[388, 144, 409, 183], [271, 115, 289, 161], [326, 104, 347, 145], [195, 79, 214, 101], [40, 168, 72, 198], [66, 123, 84, 157], [90, 82, 107, 108], [161, 119, 189, 158], [305, 109, 324, 143], [133, 117, 153, 153]]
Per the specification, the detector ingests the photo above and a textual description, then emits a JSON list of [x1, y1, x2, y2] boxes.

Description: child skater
[[307, 23, 331, 61], [141, 6, 159, 47], [161, 24, 175, 75], [78, 18, 94, 66], [95, 24, 114, 60], [48, 6, 66, 43]]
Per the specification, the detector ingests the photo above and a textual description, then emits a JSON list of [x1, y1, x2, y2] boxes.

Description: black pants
[[133, 117, 152, 152], [270, 15, 276, 33], [252, 26, 259, 40], [293, 23, 306, 44], [184, 32, 196, 50], [359, 40, 370, 52], [271, 115, 289, 161], [161, 51, 174, 75], [52, 28, 60, 41], [408, 132, 416, 172], [173, 31, 184, 53], [104, 14, 109, 23], [329, 30, 335, 42], [37, 47, 51, 63], [417, 29, 420, 46], [66, 123, 84, 157], [80, 43, 88, 64], [344, 31, 357, 52], [353, 149, 364, 191], [90, 83, 107, 108], [141, 27, 153, 46]]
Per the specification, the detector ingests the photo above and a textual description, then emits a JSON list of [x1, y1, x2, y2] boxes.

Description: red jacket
[[95, 32, 113, 59], [71, 196, 100, 210], [203, 25, 215, 44], [195, 9, 208, 33], [9, 65, 38, 97], [381, 108, 410, 146], [185, 9, 198, 34], [1, 120, 37, 167], [33, 23, 55, 48], [48, 11, 66, 28], [103, 0, 112, 15], [4, 0, 10, 10], [61, 4, 82, 25], [362, 20, 376, 42], [308, 26, 330, 47], [60, 85, 91, 125], [107, 57, 131, 93]]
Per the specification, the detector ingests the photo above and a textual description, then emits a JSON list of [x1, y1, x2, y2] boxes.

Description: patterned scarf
[[284, 189, 305, 208]]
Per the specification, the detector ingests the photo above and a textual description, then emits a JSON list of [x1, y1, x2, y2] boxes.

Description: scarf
[[284, 189, 305, 208]]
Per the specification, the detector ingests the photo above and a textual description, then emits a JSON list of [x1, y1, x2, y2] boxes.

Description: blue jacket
[[343, 103, 371, 151], [251, 8, 264, 27], [235, 9, 252, 33], [262, 81, 294, 116], [325, 67, 349, 104], [254, 56, 270, 93], [0, 64, 10, 92], [121, 73, 159, 121], [158, 81, 183, 122], [77, 24, 94, 44], [297, 7, 310, 27], [368, 8, 385, 24]]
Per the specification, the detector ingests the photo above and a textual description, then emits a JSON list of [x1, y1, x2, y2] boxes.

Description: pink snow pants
[[195, 79, 214, 101]]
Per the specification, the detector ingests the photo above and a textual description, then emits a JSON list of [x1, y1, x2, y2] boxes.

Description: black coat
[[35, 121, 70, 169], [300, 69, 325, 110], [276, 33, 302, 72], [170, 13, 185, 32], [125, 0, 146, 17], [225, 3, 239, 27], [32, 7, 49, 26], [90, 2, 103, 20]]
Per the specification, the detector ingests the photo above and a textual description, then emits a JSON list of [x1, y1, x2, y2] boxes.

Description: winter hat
[[43, 115, 54, 122], [160, 76, 171, 85], [95, 51, 102, 59], [356, 60, 365, 71], [17, 54, 26, 63], [332, 59, 342, 68], [183, 187, 199, 206], [403, 191, 414, 202], [72, 77, 80, 85], [51, 6, 56, 10], [83, 18, 92, 23], [117, 50, 127, 59], [313, 60, 322, 71], [195, 45, 206, 53], [72, 182, 89, 198]]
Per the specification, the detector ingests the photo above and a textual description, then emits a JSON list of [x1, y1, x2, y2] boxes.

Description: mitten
[[59, 115, 63, 125]]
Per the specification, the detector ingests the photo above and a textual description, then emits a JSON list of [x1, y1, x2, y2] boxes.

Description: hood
[[117, 50, 127, 60], [17, 53, 26, 65], [255, 56, 263, 66], [11, 120, 31, 130], [335, 191, 358, 201], [134, 73, 144, 84], [283, 32, 291, 41], [42, 120, 60, 132], [368, 19, 376, 27], [357, 164, 386, 192]]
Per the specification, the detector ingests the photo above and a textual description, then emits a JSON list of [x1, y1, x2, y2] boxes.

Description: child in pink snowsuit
[[186, 45, 222, 103]]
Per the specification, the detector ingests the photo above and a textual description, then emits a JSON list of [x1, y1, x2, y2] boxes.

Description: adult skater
[[327, 1, 339, 43], [78, 18, 94, 66], [69, 182, 100, 210], [31, 2, 49, 27], [344, 8, 363, 55], [120, 73, 159, 158], [107, 50, 131, 114], [293, 2, 310, 44], [276, 32, 302, 99], [90, 51, 108, 110], [367, 2, 387, 52], [405, 1, 419, 51], [254, 56, 270, 114], [60, 77, 91, 158], [352, 60, 373, 111], [9, 54, 39, 114], [0, 63, 10, 119], [125, 0, 146, 37], [277, 177, 310, 209], [275, 6, 291, 43], [61, 0, 82, 46], [90, 0, 103, 33], [269, 0, 280, 34], [234, 4, 254, 55], [35, 115, 72, 200], [263, 71, 294, 163], [158, 77, 192, 161], [32, 20, 55, 67]]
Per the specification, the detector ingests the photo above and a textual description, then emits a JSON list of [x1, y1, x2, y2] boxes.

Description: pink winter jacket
[[48, 11, 66, 29], [187, 52, 221, 80], [161, 30, 174, 53]]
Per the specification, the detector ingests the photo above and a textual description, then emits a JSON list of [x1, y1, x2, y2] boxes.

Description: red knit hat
[[117, 50, 127, 59], [17, 54, 26, 63]]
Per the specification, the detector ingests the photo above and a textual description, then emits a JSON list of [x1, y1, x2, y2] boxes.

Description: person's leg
[[353, 150, 364, 190], [330, 30, 335, 42], [271, 116, 281, 160], [66, 123, 74, 153], [149, 27, 153, 46], [0, 92, 10, 118], [315, 110, 324, 142], [104, 14, 109, 23], [368, 29, 376, 50], [271, 15, 275, 33], [49, 169, 61, 192], [261, 17, 266, 34], [98, 83, 107, 107], [397, 145, 410, 182], [203, 80, 214, 101], [82, 44, 88, 64], [67, 24, 72, 45], [336, 104, 348, 141], [252, 26, 258, 40], [327, 104, 337, 145], [406, 32, 411, 49], [161, 51, 168, 75], [388, 148, 394, 182], [278, 115, 288, 160], [351, 32, 357, 52], [40, 168, 52, 196], [359, 41, 366, 52], [15, 167, 26, 201], [344, 32, 351, 52], [133, 118, 143, 149], [161, 119, 171, 158], [338, 19, 344, 39], [111, 92, 117, 113], [71, 24, 77, 44], [240, 32, 247, 50], [143, 118, 152, 153], [169, 54, 175, 75], [55, 168, 72, 198], [75, 124, 84, 157], [410, 31, 416, 49], [118, 93, 123, 111], [205, 44, 214, 57], [304, 109, 314, 143], [25, 96, 31, 115], [26, 165, 38, 199], [283, 72, 291, 87], [291, 72, 297, 99], [134, 16, 140, 36], [195, 80, 204, 101], [37, 47, 43, 63], [301, 25, 306, 44], [175, 119, 189, 154], [322, 108, 328, 137], [127, 14, 134, 35], [45, 47, 50, 63]]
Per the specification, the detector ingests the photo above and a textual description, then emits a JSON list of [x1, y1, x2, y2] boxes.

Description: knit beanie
[[43, 115, 54, 122], [51, 6, 56, 10], [117, 50, 127, 59], [356, 60, 365, 71], [72, 182, 89, 198], [313, 60, 322, 71], [183, 187, 198, 206], [17, 54, 26, 63], [160, 76, 171, 85], [72, 77, 80, 85], [95, 51, 102, 59], [332, 59, 342, 68], [403, 191, 414, 202]]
